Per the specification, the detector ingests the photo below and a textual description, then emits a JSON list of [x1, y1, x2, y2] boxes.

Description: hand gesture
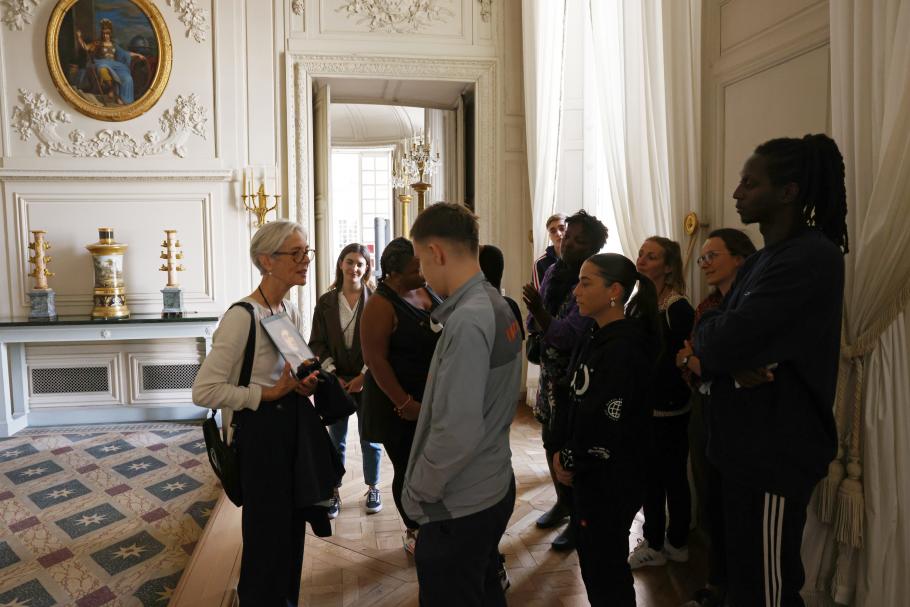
[[552, 451, 574, 487], [396, 399, 421, 421], [676, 340, 694, 368], [345, 374, 365, 394], [732, 367, 774, 388], [261, 362, 299, 402], [522, 282, 544, 317], [296, 370, 319, 397]]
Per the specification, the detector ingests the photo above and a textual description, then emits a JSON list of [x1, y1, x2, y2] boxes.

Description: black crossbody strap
[[228, 302, 257, 388]]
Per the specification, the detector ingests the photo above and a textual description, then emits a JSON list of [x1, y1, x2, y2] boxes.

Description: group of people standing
[[192, 132, 848, 607], [524, 133, 848, 607]]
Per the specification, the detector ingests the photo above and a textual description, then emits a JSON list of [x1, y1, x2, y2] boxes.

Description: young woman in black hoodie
[[693, 134, 848, 606], [552, 253, 660, 606]]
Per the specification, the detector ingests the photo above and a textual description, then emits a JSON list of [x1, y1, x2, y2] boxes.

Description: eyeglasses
[[696, 250, 727, 267], [272, 248, 315, 263]]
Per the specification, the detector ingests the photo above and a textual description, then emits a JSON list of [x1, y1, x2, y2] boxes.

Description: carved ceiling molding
[[11, 89, 208, 158], [2, 0, 208, 41], [165, 0, 209, 43], [478, 0, 491, 23], [335, 0, 455, 34], [292, 0, 304, 17], [1, 0, 38, 31]]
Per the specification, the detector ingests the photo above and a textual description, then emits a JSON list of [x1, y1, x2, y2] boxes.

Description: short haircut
[[379, 237, 414, 280], [546, 213, 567, 228], [566, 209, 609, 253], [249, 220, 307, 275], [410, 202, 479, 254], [479, 244, 505, 289]]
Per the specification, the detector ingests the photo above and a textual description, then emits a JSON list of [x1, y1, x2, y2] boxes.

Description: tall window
[[330, 148, 393, 263]]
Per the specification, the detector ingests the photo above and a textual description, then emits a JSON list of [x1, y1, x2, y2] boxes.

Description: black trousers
[[722, 477, 811, 607], [382, 424, 420, 530], [415, 477, 516, 607], [574, 471, 644, 607], [705, 459, 727, 588], [237, 401, 307, 607], [643, 412, 692, 549]]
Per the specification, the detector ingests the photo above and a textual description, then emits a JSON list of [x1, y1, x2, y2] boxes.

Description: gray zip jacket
[[402, 272, 523, 524]]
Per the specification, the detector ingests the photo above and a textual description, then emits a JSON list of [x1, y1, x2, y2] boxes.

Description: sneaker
[[365, 486, 383, 514], [403, 528, 418, 555], [627, 538, 667, 569], [328, 489, 341, 519], [663, 539, 689, 563], [497, 553, 511, 591]]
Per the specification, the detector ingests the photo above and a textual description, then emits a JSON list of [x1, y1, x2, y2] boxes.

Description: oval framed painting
[[46, 0, 172, 122]]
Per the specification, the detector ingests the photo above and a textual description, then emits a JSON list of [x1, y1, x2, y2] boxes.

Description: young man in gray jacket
[[404, 203, 523, 606]]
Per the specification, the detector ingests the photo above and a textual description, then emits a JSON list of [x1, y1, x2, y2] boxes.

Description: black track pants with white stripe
[[721, 477, 812, 607]]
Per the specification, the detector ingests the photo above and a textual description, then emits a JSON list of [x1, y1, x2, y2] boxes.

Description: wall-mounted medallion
[[46, 0, 172, 122]]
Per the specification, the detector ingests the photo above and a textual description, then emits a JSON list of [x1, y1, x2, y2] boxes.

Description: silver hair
[[249, 220, 307, 275]]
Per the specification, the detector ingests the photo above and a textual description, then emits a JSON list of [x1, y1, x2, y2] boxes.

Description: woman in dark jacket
[[360, 237, 441, 553], [553, 253, 660, 606], [310, 243, 383, 518], [630, 236, 695, 568]]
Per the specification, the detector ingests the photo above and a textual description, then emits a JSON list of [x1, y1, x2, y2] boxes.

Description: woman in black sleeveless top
[[360, 238, 441, 551]]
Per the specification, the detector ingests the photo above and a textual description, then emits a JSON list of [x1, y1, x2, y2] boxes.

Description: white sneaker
[[627, 538, 667, 569], [663, 539, 689, 563]]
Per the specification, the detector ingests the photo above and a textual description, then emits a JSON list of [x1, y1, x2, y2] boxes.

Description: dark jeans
[[643, 412, 692, 549], [722, 476, 811, 607], [574, 469, 643, 607], [415, 477, 516, 607], [382, 424, 420, 530], [236, 401, 307, 607]]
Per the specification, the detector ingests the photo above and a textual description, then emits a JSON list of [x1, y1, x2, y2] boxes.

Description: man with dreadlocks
[[693, 134, 848, 607]]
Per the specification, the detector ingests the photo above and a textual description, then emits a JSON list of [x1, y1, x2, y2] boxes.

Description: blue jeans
[[328, 407, 382, 487]]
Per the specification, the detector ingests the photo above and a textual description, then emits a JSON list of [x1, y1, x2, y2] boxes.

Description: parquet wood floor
[[299, 405, 708, 607]]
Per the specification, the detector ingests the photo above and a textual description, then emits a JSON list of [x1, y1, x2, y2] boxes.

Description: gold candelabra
[[241, 167, 280, 227], [28, 230, 54, 291], [159, 229, 185, 287], [392, 152, 417, 237], [402, 133, 439, 214]]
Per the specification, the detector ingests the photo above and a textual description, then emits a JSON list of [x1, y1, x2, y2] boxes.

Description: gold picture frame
[[46, 0, 172, 122]]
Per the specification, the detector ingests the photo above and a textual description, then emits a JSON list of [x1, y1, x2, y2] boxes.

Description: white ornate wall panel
[[702, 0, 830, 250], [3, 181, 229, 316], [320, 0, 466, 38]]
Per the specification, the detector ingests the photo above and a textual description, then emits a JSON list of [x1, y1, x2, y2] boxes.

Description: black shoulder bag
[[202, 302, 255, 507]]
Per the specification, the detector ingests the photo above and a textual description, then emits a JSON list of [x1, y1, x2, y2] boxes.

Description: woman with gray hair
[[192, 220, 331, 606]]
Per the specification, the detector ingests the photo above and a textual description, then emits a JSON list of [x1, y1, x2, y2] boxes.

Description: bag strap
[[228, 302, 257, 388]]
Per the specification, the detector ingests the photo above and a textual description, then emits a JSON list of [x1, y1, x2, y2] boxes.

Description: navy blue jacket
[[693, 229, 843, 497]]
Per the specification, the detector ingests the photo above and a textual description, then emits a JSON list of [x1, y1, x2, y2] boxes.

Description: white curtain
[[522, 0, 567, 254], [802, 2, 910, 605], [586, 0, 701, 255]]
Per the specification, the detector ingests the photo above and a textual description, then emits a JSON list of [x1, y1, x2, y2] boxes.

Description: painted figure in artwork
[[75, 18, 143, 104]]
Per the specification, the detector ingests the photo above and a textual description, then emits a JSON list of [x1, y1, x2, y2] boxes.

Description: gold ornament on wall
[[45, 0, 173, 122]]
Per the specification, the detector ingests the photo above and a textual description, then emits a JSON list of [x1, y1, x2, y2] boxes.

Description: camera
[[296, 358, 324, 381]]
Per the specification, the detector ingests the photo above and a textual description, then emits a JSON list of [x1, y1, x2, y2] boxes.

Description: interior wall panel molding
[[11, 90, 208, 158]]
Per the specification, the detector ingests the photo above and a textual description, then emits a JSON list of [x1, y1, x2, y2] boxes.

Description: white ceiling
[[330, 104, 424, 146], [316, 76, 472, 110]]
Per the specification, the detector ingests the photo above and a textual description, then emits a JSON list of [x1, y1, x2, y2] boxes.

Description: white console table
[[0, 314, 218, 437]]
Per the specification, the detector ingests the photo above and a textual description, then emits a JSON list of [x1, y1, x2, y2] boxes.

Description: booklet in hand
[[260, 312, 319, 378]]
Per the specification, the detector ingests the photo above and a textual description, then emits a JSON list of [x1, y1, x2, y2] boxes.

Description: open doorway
[[311, 77, 475, 291]]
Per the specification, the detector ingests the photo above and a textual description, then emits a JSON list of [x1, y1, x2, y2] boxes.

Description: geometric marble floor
[[300, 405, 707, 606], [0, 422, 219, 607]]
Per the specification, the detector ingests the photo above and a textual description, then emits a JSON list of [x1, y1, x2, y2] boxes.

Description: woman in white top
[[309, 243, 383, 519], [192, 220, 323, 607]]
